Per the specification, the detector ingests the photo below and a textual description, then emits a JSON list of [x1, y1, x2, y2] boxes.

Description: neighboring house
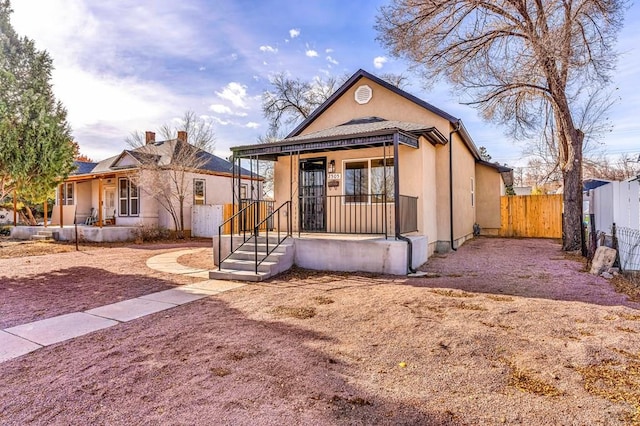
[[57, 131, 261, 234], [220, 69, 511, 278]]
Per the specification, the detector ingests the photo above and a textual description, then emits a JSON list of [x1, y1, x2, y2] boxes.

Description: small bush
[[134, 225, 171, 242], [0, 226, 11, 236]]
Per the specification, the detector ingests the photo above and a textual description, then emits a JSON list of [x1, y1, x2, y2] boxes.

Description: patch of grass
[[228, 351, 248, 361], [577, 353, 640, 423], [312, 295, 334, 305], [452, 301, 487, 311], [485, 295, 514, 302], [615, 326, 637, 334], [505, 362, 564, 397], [430, 289, 474, 298], [271, 305, 317, 319], [604, 315, 618, 321], [446, 273, 464, 278], [579, 329, 595, 337], [620, 313, 640, 321], [517, 275, 532, 279], [210, 367, 231, 377], [610, 274, 640, 302], [480, 321, 514, 330]]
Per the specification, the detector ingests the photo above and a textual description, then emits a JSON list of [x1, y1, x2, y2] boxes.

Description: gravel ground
[[1, 237, 640, 425]]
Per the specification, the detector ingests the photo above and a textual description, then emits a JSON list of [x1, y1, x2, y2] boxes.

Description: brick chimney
[[177, 130, 187, 142], [145, 131, 155, 144]]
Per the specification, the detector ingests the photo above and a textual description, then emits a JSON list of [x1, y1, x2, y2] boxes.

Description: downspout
[[449, 121, 461, 251], [393, 132, 417, 274]]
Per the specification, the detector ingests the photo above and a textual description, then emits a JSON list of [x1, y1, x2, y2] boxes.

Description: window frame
[[193, 178, 206, 205], [470, 177, 475, 207], [59, 182, 74, 205], [118, 178, 140, 217], [342, 157, 395, 204]]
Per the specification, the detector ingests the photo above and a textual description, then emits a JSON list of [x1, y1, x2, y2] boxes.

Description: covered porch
[[218, 119, 448, 276]]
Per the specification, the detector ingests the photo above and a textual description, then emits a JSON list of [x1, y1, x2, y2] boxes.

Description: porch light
[[328, 160, 335, 173]]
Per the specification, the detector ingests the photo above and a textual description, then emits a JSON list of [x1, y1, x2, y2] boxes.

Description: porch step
[[214, 237, 295, 281], [30, 230, 54, 241], [208, 269, 270, 282]]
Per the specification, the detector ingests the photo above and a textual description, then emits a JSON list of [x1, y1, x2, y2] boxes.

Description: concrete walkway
[[1, 248, 244, 363]]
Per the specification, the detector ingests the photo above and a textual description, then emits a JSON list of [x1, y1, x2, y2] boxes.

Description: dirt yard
[[1, 237, 640, 425]]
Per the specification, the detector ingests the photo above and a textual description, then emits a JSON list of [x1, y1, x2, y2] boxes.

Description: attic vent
[[354, 84, 372, 105]]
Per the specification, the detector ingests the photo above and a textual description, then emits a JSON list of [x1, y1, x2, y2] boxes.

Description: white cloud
[[209, 104, 248, 117], [215, 82, 249, 109], [245, 122, 260, 129], [306, 50, 318, 58], [259, 45, 278, 53], [289, 28, 300, 38], [325, 48, 333, 53], [198, 66, 206, 71], [209, 104, 232, 114], [373, 56, 388, 69], [326, 56, 338, 65], [212, 117, 231, 126]]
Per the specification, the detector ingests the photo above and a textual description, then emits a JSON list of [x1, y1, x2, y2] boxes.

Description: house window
[[344, 158, 394, 203], [60, 183, 74, 205], [471, 177, 475, 207], [240, 184, 248, 200], [194, 179, 205, 205], [118, 178, 139, 216]]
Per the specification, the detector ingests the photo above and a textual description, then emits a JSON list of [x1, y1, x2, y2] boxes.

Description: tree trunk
[[177, 198, 185, 239], [562, 130, 584, 251]]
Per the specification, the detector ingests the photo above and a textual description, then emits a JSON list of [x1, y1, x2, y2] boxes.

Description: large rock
[[590, 246, 617, 275]]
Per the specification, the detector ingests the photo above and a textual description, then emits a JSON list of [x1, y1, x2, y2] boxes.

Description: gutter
[[449, 121, 461, 251], [393, 132, 417, 274]]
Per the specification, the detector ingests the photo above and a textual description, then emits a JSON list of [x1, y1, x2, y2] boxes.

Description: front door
[[299, 158, 326, 231], [104, 187, 116, 221]]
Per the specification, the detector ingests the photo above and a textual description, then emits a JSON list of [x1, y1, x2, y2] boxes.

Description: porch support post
[[44, 199, 48, 228], [13, 189, 17, 226], [393, 132, 401, 237], [59, 185, 63, 228], [98, 178, 103, 228]]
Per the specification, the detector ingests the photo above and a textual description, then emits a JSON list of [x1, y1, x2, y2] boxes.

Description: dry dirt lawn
[[1, 237, 640, 425]]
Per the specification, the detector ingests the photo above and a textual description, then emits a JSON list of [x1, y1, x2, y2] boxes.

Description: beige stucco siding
[[475, 163, 503, 232], [300, 77, 451, 137], [434, 133, 476, 245]]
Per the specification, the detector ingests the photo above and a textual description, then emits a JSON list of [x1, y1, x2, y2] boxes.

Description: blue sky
[[10, 0, 640, 167]]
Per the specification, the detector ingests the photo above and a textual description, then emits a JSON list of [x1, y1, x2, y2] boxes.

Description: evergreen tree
[[0, 0, 75, 220]]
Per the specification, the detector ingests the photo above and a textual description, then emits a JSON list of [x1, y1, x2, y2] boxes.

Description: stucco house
[[214, 69, 511, 280], [52, 131, 260, 238]]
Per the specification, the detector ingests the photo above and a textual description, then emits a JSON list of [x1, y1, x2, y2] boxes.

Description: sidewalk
[[0, 248, 244, 363]]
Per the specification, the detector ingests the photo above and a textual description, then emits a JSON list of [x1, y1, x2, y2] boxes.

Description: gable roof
[[286, 69, 482, 160], [287, 69, 459, 138], [72, 139, 256, 178], [71, 161, 98, 175]]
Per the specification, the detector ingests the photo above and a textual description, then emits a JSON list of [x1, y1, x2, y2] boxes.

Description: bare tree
[[125, 111, 216, 237], [126, 111, 215, 152], [376, 0, 626, 250]]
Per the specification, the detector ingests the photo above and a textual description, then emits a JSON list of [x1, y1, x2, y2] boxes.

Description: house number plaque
[[327, 173, 341, 180]]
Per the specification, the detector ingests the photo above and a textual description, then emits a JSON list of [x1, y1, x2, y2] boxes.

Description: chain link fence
[[615, 226, 640, 272]]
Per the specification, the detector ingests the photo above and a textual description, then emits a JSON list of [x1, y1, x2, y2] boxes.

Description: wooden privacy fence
[[221, 202, 273, 234], [499, 195, 563, 238]]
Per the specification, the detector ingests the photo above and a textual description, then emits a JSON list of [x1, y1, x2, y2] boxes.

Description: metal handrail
[[217, 200, 260, 271], [253, 201, 291, 273]]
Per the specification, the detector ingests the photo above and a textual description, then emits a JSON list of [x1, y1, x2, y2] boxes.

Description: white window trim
[[194, 178, 206, 205], [60, 182, 74, 205], [342, 157, 395, 205], [471, 177, 475, 207], [118, 178, 140, 217]]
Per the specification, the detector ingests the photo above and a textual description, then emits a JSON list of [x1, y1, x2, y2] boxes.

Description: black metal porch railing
[[253, 201, 291, 273], [299, 194, 389, 237], [297, 193, 419, 237]]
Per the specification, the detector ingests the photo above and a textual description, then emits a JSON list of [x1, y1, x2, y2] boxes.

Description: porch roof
[[231, 117, 448, 159]]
